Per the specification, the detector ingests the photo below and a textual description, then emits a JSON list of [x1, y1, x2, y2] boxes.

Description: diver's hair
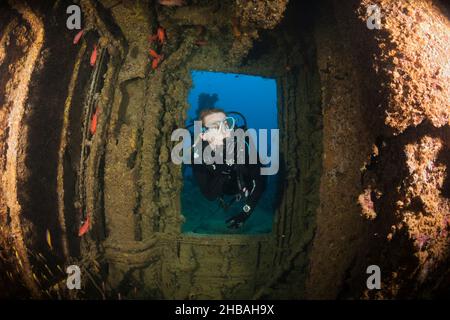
[[199, 108, 226, 124]]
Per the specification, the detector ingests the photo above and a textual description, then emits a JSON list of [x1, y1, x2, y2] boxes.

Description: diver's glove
[[226, 205, 251, 229]]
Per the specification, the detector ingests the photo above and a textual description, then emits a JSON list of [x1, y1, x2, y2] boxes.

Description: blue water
[[186, 71, 278, 130], [181, 71, 279, 235]]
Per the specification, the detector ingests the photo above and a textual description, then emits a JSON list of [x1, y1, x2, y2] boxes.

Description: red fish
[[90, 44, 98, 67], [73, 29, 84, 44], [149, 49, 159, 59], [157, 27, 165, 44], [149, 49, 163, 69], [90, 107, 101, 135], [152, 56, 162, 69], [78, 214, 90, 237]]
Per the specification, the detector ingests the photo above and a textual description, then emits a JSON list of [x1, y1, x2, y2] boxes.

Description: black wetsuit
[[192, 135, 266, 228]]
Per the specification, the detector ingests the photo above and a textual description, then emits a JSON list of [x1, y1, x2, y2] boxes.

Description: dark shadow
[[16, 0, 82, 291]]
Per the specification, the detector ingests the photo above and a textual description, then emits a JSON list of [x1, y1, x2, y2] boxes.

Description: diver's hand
[[201, 131, 222, 148], [226, 211, 250, 229], [201, 129, 231, 149]]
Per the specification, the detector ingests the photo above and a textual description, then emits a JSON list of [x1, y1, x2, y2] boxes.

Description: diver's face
[[202, 112, 230, 147], [203, 112, 226, 128]]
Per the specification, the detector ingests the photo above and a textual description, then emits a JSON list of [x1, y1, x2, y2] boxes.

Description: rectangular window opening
[[181, 70, 279, 235]]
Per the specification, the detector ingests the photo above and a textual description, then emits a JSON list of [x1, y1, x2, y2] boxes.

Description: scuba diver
[[190, 108, 266, 229]]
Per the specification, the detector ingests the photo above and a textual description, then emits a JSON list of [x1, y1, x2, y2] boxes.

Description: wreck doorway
[[181, 70, 279, 234]]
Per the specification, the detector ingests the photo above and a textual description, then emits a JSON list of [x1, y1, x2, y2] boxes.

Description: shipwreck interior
[[0, 0, 449, 300]]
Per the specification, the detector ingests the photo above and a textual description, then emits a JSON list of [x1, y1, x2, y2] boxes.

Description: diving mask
[[202, 116, 235, 135], [201, 116, 235, 147]]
